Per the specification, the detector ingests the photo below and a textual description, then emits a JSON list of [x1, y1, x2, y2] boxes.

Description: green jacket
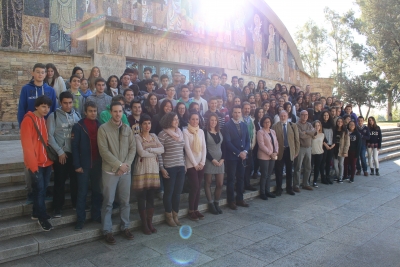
[[99, 105, 129, 126]]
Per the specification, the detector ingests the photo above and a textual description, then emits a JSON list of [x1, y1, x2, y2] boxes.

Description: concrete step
[[379, 151, 400, 162], [382, 135, 398, 142], [379, 144, 400, 155], [0, 185, 269, 264], [0, 135, 20, 141], [0, 172, 25, 187], [381, 130, 400, 136], [381, 139, 400, 148], [0, 177, 267, 241], [381, 127, 400, 132]]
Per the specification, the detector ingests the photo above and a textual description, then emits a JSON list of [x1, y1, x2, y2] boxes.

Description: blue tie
[[283, 123, 289, 147]]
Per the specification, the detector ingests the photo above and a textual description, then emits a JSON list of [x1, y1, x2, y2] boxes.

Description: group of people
[[18, 63, 382, 245]]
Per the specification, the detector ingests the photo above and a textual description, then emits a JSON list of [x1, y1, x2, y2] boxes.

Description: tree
[[341, 74, 375, 118], [295, 20, 327, 78], [348, 0, 400, 118], [324, 7, 354, 91]]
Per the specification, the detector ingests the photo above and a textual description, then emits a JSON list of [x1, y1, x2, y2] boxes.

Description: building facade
[[0, 0, 330, 122]]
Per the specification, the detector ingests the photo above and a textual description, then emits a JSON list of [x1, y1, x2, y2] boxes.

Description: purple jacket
[[204, 85, 227, 102]]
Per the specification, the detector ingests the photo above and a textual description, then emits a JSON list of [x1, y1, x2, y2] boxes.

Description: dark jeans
[[321, 147, 334, 178], [163, 166, 185, 213], [187, 167, 204, 211], [53, 152, 78, 211], [137, 189, 155, 210], [275, 147, 293, 192], [253, 146, 260, 175], [356, 144, 367, 172], [259, 159, 275, 194], [226, 159, 245, 203], [31, 166, 52, 220], [76, 160, 102, 223], [245, 149, 254, 187], [312, 153, 323, 183], [344, 150, 358, 180]]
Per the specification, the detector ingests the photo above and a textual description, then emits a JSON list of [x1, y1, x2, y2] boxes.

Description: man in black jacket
[[71, 101, 102, 231]]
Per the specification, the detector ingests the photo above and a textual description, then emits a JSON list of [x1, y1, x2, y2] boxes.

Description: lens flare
[[179, 225, 192, 240], [73, 14, 106, 41]]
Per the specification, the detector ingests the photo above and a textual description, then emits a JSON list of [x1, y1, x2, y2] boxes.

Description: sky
[[265, 0, 369, 78]]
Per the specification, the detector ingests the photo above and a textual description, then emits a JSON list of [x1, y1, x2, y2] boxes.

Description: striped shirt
[[157, 130, 185, 169]]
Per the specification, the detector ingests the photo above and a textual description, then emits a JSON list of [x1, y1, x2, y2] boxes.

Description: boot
[[208, 203, 218, 215], [139, 210, 151, 235], [146, 208, 157, 233], [375, 168, 380, 176], [214, 201, 223, 214], [370, 168, 375, 175], [172, 210, 181, 226], [321, 175, 328, 185], [165, 212, 177, 227]]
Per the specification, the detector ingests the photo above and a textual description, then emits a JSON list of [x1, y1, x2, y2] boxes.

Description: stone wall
[[310, 77, 335, 97], [0, 50, 92, 122]]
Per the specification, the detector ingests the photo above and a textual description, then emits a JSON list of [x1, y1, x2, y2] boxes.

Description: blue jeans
[[226, 159, 245, 203], [76, 160, 102, 223], [357, 144, 367, 172], [31, 166, 52, 220], [163, 166, 185, 213]]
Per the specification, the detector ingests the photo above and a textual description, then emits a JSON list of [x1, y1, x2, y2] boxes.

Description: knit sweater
[[311, 132, 325, 155], [157, 130, 185, 169], [296, 121, 316, 148]]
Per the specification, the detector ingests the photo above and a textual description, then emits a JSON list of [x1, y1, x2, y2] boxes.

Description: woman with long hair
[[332, 118, 350, 183], [311, 120, 324, 187], [184, 113, 207, 220], [203, 113, 225, 215], [143, 93, 159, 118], [296, 96, 304, 112], [326, 96, 333, 107], [44, 63, 66, 99], [248, 81, 256, 93], [268, 99, 277, 118], [226, 91, 235, 111], [88, 66, 102, 91], [303, 94, 312, 110], [289, 85, 298, 105], [242, 86, 251, 103], [256, 80, 266, 94], [248, 94, 255, 104], [320, 111, 335, 184], [105, 75, 122, 97], [151, 99, 173, 135], [274, 83, 282, 94], [252, 108, 265, 179], [261, 91, 269, 102], [189, 102, 205, 129], [284, 102, 296, 123], [254, 92, 262, 108], [158, 112, 186, 227], [257, 116, 279, 200], [133, 115, 164, 234], [366, 116, 382, 176], [175, 102, 189, 130], [344, 121, 361, 183]]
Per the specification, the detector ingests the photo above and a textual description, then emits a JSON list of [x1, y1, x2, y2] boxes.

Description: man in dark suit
[[223, 105, 250, 210]]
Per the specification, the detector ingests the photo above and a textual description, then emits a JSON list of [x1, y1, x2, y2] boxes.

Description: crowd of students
[[18, 63, 382, 244]]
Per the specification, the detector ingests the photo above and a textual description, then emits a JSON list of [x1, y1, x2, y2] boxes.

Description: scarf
[[164, 127, 183, 142], [187, 124, 201, 153]]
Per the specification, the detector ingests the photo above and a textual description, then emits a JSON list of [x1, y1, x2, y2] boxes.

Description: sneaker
[[338, 179, 343, 184], [75, 221, 84, 231], [53, 209, 61, 218], [344, 176, 350, 181], [312, 183, 318, 188], [333, 177, 338, 182], [349, 180, 354, 183], [31, 214, 51, 220], [38, 219, 53, 231], [188, 211, 199, 221]]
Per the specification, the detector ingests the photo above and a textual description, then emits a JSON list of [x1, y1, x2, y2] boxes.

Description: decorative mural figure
[[49, 0, 76, 52], [252, 14, 263, 77], [283, 41, 289, 82], [279, 39, 285, 81], [25, 23, 45, 51], [1, 0, 24, 48], [167, 0, 181, 32], [266, 24, 276, 77]]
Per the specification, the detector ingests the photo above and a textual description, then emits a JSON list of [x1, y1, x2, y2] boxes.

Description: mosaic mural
[[0, 0, 300, 82]]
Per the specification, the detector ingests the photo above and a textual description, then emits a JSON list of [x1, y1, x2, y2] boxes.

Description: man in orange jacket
[[20, 95, 54, 231]]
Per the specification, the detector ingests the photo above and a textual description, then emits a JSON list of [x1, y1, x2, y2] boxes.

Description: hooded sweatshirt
[[20, 112, 53, 172], [46, 107, 81, 156], [17, 80, 57, 125]]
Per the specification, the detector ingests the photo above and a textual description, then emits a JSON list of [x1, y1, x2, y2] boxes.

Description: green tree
[[295, 20, 327, 78], [341, 74, 375, 118], [348, 0, 400, 118], [324, 7, 354, 91]]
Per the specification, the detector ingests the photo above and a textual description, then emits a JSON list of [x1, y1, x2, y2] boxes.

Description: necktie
[[283, 123, 289, 147]]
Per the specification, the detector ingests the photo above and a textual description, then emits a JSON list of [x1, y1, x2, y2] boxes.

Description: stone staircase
[[0, 127, 398, 263]]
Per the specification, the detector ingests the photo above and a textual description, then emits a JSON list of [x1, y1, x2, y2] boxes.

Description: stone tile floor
[[4, 159, 400, 267]]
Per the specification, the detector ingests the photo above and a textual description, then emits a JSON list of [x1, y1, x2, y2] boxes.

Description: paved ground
[[3, 159, 400, 267]]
